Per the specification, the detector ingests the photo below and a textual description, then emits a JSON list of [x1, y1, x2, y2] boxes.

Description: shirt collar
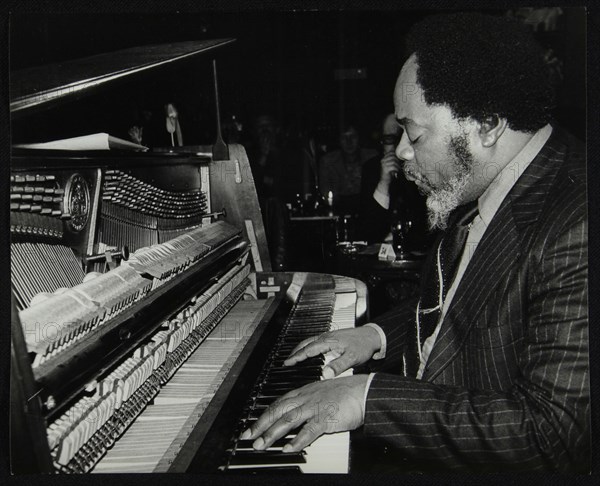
[[478, 124, 553, 226]]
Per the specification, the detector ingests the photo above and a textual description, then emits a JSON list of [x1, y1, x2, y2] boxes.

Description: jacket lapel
[[421, 133, 565, 382]]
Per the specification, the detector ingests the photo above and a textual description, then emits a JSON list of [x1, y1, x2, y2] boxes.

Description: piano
[[9, 39, 368, 474]]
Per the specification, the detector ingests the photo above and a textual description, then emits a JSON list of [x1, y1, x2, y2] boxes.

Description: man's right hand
[[283, 326, 382, 378], [379, 152, 402, 187]]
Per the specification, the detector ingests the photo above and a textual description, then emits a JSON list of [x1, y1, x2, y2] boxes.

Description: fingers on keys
[[281, 420, 323, 453], [284, 334, 332, 366], [322, 352, 353, 378], [241, 396, 316, 451]]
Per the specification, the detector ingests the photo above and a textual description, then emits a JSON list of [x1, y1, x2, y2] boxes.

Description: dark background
[[9, 8, 586, 149]]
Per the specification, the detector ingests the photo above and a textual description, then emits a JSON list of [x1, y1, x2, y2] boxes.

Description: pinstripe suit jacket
[[363, 129, 589, 472]]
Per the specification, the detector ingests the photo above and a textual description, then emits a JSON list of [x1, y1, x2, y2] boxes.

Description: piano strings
[[45, 261, 251, 473], [11, 242, 85, 310], [93, 299, 267, 473]]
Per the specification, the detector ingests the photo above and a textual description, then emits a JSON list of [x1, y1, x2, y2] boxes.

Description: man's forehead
[[394, 79, 443, 129], [394, 61, 426, 126]]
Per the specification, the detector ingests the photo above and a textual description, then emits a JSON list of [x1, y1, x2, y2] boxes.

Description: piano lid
[[10, 38, 236, 114]]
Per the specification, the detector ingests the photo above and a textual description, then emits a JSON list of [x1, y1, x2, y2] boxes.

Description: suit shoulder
[[553, 135, 586, 202], [515, 132, 587, 237], [551, 128, 586, 186], [541, 147, 587, 237]]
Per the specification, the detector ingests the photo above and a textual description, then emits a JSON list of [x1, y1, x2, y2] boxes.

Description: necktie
[[417, 201, 479, 349]]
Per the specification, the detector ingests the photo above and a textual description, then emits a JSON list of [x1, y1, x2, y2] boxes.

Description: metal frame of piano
[[10, 39, 368, 474]]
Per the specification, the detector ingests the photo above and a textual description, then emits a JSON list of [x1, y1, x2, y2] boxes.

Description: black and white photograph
[[5, 2, 595, 480]]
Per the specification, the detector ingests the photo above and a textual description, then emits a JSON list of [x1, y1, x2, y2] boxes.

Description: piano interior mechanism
[[9, 39, 368, 474]]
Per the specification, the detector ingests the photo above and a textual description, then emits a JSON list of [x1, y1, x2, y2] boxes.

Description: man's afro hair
[[406, 12, 555, 132]]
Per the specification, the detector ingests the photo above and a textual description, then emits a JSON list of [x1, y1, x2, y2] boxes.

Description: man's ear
[[477, 115, 508, 147]]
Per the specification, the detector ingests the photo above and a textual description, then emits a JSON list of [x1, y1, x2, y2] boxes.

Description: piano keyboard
[[222, 274, 357, 473], [89, 274, 359, 474]]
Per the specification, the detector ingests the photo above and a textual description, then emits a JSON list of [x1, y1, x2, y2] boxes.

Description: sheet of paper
[[14, 132, 148, 151]]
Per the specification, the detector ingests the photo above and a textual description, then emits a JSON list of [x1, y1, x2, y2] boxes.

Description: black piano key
[[259, 379, 316, 390], [261, 381, 318, 391], [255, 392, 296, 399], [286, 315, 332, 322], [228, 451, 306, 466], [282, 321, 331, 327], [241, 404, 269, 414], [263, 370, 322, 380], [256, 388, 307, 398], [240, 417, 259, 425], [224, 466, 302, 473], [233, 438, 291, 449], [285, 316, 332, 323], [267, 364, 323, 373], [269, 357, 323, 367], [244, 409, 274, 420], [247, 397, 277, 407], [261, 376, 317, 385]]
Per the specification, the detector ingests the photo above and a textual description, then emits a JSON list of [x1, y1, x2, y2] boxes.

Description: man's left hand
[[240, 374, 369, 453]]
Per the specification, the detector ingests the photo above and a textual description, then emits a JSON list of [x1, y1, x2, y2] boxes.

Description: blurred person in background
[[318, 123, 377, 215]]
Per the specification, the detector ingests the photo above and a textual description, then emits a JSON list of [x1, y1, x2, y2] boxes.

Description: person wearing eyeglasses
[[358, 114, 430, 248]]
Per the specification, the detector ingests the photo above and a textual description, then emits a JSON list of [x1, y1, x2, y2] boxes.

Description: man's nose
[[395, 132, 414, 161]]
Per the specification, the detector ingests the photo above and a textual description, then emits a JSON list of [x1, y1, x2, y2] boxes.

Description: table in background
[[333, 243, 424, 317]]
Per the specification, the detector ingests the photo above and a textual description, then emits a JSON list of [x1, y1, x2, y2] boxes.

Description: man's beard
[[425, 134, 475, 231]]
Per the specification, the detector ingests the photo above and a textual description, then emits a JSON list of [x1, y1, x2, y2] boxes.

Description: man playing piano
[[241, 12, 589, 472]]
